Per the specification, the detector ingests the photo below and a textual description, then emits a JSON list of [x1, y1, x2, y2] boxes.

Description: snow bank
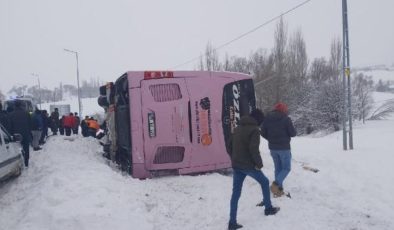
[[1, 97, 394, 229]]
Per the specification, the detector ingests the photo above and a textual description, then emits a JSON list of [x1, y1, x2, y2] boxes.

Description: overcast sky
[[1, 0, 393, 93]]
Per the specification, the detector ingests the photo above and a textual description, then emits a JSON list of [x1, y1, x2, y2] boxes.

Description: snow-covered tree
[[352, 73, 374, 123]]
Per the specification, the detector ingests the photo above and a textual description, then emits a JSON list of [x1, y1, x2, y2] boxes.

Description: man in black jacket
[[9, 100, 32, 167], [227, 109, 279, 230], [261, 102, 296, 197], [50, 108, 59, 135]]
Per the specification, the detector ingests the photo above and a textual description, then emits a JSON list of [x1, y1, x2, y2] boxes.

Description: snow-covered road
[[1, 120, 394, 230]]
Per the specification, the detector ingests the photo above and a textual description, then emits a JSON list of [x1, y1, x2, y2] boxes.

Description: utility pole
[[342, 0, 353, 150], [31, 73, 42, 110], [64, 48, 82, 117]]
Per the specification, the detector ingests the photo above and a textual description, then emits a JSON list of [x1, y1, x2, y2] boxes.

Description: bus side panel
[[129, 87, 150, 178]]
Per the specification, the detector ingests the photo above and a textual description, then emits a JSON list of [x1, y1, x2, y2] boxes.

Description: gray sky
[[1, 0, 393, 93]]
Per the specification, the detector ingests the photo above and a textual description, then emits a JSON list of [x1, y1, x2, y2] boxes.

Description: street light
[[64, 48, 82, 116], [31, 73, 41, 109]]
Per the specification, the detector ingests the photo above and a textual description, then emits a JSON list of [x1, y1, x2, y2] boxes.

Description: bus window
[[149, 84, 182, 102]]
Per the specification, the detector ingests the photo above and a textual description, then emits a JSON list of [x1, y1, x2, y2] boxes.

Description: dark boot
[[228, 223, 243, 230], [264, 206, 280, 216]]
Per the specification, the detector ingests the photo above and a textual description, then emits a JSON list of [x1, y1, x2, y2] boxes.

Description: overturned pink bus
[[98, 71, 256, 179]]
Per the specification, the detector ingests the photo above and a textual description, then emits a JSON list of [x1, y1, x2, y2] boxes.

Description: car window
[[0, 126, 11, 144], [0, 129, 3, 146]]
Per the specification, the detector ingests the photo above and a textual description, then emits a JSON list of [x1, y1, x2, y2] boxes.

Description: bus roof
[[125, 71, 252, 88]]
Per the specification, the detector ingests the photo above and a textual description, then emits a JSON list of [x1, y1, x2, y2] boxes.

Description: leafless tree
[[285, 28, 309, 112], [8, 85, 28, 97], [249, 49, 276, 111], [272, 17, 288, 103], [309, 58, 331, 84], [199, 41, 221, 71], [329, 38, 342, 81], [224, 54, 249, 73], [352, 73, 374, 123]]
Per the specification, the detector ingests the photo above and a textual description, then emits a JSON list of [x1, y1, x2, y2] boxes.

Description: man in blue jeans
[[227, 109, 279, 230], [261, 102, 297, 197]]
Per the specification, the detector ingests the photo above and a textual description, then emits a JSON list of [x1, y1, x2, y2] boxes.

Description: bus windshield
[[114, 74, 132, 172], [222, 79, 256, 153]]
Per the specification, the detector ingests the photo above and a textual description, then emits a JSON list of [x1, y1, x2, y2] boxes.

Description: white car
[[0, 124, 23, 181]]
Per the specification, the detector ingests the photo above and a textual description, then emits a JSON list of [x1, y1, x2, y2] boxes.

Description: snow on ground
[[1, 99, 394, 229]]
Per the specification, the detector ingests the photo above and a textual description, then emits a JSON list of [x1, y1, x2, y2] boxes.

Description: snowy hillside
[[355, 65, 394, 83], [1, 94, 394, 230]]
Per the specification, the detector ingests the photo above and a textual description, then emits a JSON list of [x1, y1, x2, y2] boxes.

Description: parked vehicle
[[0, 124, 23, 181], [4, 97, 36, 113], [98, 71, 256, 179]]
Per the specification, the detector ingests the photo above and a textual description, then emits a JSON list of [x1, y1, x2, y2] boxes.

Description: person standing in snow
[[73, 112, 80, 135], [31, 109, 43, 151], [59, 115, 65, 135], [261, 102, 296, 197], [63, 113, 76, 136], [80, 116, 89, 137], [227, 109, 279, 230], [9, 100, 32, 167], [50, 108, 60, 135], [39, 110, 49, 145], [86, 117, 99, 138]]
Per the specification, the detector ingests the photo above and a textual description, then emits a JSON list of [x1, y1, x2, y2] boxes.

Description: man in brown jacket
[[227, 109, 279, 230]]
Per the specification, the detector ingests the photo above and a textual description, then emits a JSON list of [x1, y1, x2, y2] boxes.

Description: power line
[[172, 0, 313, 69]]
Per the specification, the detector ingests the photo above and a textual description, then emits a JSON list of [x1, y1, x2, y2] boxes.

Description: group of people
[[50, 108, 80, 136], [48, 108, 80, 136], [0, 100, 47, 167], [227, 102, 296, 230], [48, 109, 101, 138], [0, 100, 101, 167]]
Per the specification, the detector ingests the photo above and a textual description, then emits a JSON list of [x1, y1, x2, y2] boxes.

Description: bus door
[[141, 78, 192, 171]]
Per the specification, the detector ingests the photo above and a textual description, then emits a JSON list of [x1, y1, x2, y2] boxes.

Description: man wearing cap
[[261, 102, 296, 197]]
